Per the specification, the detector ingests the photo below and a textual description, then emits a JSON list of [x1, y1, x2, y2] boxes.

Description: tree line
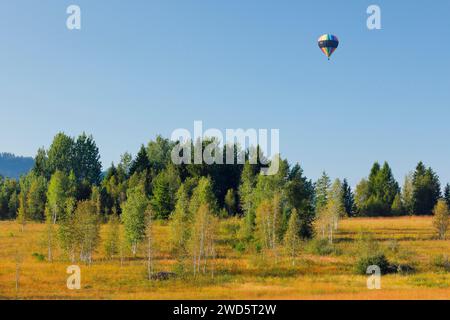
[[1, 132, 449, 273], [1, 133, 449, 223]]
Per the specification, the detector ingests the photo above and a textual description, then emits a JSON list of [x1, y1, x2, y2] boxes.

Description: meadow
[[0, 216, 449, 300]]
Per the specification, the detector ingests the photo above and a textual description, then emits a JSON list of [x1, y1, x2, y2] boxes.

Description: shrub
[[432, 254, 450, 272], [233, 242, 246, 253], [355, 253, 390, 275], [306, 239, 336, 256], [32, 252, 45, 262]]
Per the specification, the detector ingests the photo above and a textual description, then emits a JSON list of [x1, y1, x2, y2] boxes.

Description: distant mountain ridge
[[0, 153, 34, 179]]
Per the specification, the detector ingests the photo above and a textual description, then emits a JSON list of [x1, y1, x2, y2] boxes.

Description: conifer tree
[[239, 162, 257, 241], [444, 184, 450, 208], [413, 162, 441, 215], [391, 193, 404, 216], [342, 179, 355, 217], [129, 145, 151, 176], [315, 172, 331, 212]]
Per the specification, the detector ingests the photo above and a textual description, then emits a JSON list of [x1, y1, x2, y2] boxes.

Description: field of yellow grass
[[0, 217, 449, 300]]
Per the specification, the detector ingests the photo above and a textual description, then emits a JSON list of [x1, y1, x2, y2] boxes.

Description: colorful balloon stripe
[[318, 34, 339, 59]]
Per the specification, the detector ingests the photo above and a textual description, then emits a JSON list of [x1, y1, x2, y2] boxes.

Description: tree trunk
[[147, 234, 153, 280]]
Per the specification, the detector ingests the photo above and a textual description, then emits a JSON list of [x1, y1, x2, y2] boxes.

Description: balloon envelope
[[318, 34, 339, 59]]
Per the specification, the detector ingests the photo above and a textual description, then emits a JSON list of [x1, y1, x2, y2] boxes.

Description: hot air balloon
[[318, 34, 339, 60]]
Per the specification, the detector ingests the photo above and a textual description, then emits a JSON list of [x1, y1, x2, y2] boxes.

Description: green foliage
[[431, 254, 450, 272], [355, 253, 390, 275], [354, 178, 369, 216], [57, 198, 101, 264], [412, 162, 441, 215], [253, 155, 289, 206], [73, 200, 101, 264], [58, 197, 78, 260], [315, 179, 345, 244], [342, 179, 356, 216], [121, 185, 149, 255], [444, 184, 450, 209], [102, 164, 127, 215], [233, 242, 246, 253], [315, 171, 331, 212], [33, 148, 49, 178], [355, 162, 400, 216], [189, 177, 218, 217], [391, 193, 404, 216], [254, 194, 283, 251], [17, 190, 27, 228], [46, 170, 70, 223], [47, 132, 75, 175], [27, 175, 47, 221], [432, 199, 449, 240], [118, 152, 133, 178], [147, 135, 174, 172], [129, 145, 151, 176], [224, 189, 237, 215], [32, 252, 46, 262], [151, 165, 181, 219], [169, 184, 191, 253], [286, 164, 315, 239], [283, 208, 302, 264], [104, 213, 121, 260], [0, 177, 19, 219], [189, 203, 217, 276], [238, 161, 257, 241], [402, 173, 414, 215], [34, 132, 101, 195], [73, 133, 102, 185], [306, 238, 336, 256]]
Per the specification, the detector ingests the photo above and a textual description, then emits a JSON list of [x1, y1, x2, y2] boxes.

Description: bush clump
[[432, 254, 450, 272], [233, 242, 246, 253], [355, 253, 390, 275], [306, 239, 337, 256], [32, 252, 45, 262]]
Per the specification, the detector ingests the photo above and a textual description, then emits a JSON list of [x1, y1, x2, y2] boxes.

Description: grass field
[[0, 217, 449, 300]]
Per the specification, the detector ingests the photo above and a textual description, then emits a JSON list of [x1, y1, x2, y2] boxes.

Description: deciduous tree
[[284, 208, 301, 265], [121, 185, 149, 256], [433, 199, 449, 240]]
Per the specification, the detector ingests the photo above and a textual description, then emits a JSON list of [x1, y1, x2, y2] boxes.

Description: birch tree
[[169, 184, 191, 253], [58, 197, 78, 262], [121, 185, 149, 256], [145, 206, 155, 280], [104, 212, 121, 260], [284, 208, 301, 265], [189, 204, 217, 276], [46, 170, 68, 224], [255, 194, 283, 253], [315, 179, 345, 244], [74, 200, 101, 265], [433, 199, 449, 240]]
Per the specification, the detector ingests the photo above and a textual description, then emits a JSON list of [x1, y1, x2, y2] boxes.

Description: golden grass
[[0, 217, 449, 300]]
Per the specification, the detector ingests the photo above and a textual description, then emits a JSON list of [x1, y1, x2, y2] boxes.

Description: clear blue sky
[[1, 0, 449, 186]]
